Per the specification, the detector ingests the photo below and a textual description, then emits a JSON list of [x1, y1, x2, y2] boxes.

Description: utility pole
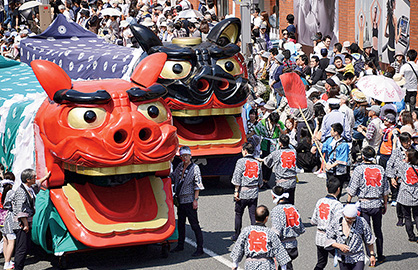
[[233, 0, 253, 76]]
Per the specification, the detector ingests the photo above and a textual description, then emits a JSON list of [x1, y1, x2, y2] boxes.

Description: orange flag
[[279, 72, 307, 109]]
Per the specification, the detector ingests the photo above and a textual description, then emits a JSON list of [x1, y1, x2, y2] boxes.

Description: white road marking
[[185, 237, 243, 270]]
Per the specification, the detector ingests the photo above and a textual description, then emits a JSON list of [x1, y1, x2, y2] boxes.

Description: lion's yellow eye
[[160, 60, 192, 79], [216, 57, 242, 76], [137, 101, 168, 123], [68, 107, 107, 129]]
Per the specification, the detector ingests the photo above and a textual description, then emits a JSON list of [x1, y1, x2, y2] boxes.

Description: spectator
[[399, 49, 418, 110], [391, 51, 406, 74]]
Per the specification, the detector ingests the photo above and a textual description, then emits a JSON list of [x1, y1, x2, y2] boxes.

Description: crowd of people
[[231, 10, 418, 270], [0, 0, 222, 59]]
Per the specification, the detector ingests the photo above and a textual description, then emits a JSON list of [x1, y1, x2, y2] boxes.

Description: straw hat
[[393, 73, 406, 87], [352, 90, 367, 103]]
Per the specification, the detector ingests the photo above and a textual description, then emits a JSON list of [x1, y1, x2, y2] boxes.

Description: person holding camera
[[170, 146, 205, 257]]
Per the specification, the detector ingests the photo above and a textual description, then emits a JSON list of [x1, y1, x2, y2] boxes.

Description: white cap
[[179, 146, 192, 156], [327, 98, 340, 105]]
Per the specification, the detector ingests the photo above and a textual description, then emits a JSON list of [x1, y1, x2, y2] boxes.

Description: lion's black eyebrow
[[126, 84, 167, 102], [53, 89, 112, 104]]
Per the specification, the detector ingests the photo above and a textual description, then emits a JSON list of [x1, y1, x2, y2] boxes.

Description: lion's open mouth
[[49, 162, 175, 248], [172, 108, 246, 156]]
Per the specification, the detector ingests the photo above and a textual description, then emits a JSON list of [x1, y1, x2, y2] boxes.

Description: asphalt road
[[3, 172, 418, 269]]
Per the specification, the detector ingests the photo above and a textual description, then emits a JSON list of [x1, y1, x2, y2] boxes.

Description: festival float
[[0, 53, 178, 265], [20, 15, 249, 176]]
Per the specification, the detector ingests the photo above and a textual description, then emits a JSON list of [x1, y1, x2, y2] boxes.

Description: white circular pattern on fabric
[[103, 61, 108, 71], [111, 63, 117, 73], [122, 65, 128, 73], [27, 51, 30, 59], [32, 54, 36, 61], [2, 88, 12, 91], [47, 37, 56, 41], [62, 41, 71, 44], [41, 45, 49, 48], [0, 78, 11, 82], [88, 55, 94, 62], [78, 64, 84, 73], [77, 44, 86, 47], [69, 62, 74, 71], [33, 40, 41, 43], [86, 64, 91, 70], [92, 61, 98, 70], [123, 56, 128, 62], [59, 59, 63, 67], [26, 43, 32, 46], [7, 128, 11, 139], [112, 55, 118, 60], [71, 36, 79, 41], [26, 89, 37, 92], [69, 47, 77, 49], [52, 59, 56, 63], [16, 83, 28, 86], [78, 52, 85, 60], [39, 48, 44, 53], [12, 107, 17, 118], [39, 56, 42, 60], [64, 50, 71, 56], [58, 25, 67, 34], [20, 48, 23, 55], [19, 77, 30, 80], [53, 43, 62, 47]]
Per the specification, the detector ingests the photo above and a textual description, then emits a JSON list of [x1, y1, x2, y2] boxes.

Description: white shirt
[[400, 61, 418, 91]]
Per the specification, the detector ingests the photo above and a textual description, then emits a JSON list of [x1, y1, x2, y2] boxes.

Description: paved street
[[4, 172, 418, 269]]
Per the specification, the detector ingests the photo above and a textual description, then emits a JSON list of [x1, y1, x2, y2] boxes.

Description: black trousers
[[400, 204, 418, 241], [338, 261, 364, 270], [361, 207, 384, 258], [279, 247, 298, 270], [378, 154, 391, 169], [177, 203, 203, 251], [14, 229, 31, 270], [314, 245, 335, 270], [261, 150, 272, 183], [234, 198, 257, 237], [405, 91, 417, 110]]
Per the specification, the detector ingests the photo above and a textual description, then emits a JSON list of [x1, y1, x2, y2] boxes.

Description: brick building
[[190, 0, 417, 51]]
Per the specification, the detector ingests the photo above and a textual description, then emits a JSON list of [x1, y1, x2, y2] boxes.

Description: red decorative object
[[243, 160, 259, 179], [406, 167, 418, 185], [284, 207, 300, 227], [281, 151, 296, 169], [318, 203, 330, 220], [279, 72, 307, 109], [364, 168, 382, 187], [31, 54, 178, 248], [248, 230, 268, 252]]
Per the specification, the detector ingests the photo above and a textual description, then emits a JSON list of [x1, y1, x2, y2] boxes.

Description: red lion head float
[[32, 53, 178, 248]]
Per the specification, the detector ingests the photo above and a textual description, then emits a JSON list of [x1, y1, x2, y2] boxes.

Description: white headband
[[0, 179, 14, 186], [343, 203, 359, 218], [179, 148, 192, 156], [271, 190, 289, 204]]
